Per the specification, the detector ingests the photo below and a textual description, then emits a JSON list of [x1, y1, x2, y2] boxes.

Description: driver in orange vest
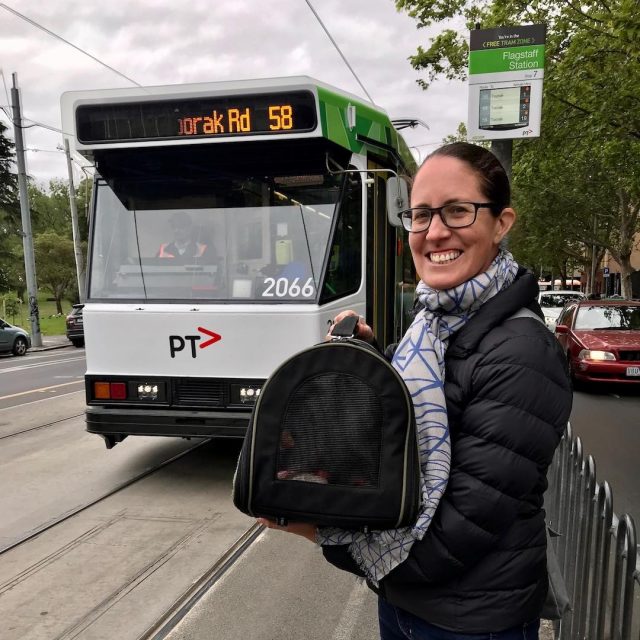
[[157, 212, 209, 263]]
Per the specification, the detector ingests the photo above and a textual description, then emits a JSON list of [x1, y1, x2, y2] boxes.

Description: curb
[[31, 344, 73, 352]]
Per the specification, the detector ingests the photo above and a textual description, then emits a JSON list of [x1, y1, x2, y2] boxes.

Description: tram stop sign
[[467, 24, 546, 141]]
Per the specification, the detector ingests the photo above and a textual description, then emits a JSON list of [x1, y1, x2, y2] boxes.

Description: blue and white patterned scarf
[[318, 249, 519, 584]]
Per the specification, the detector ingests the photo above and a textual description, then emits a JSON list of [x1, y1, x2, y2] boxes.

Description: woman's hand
[[257, 518, 318, 543], [327, 310, 374, 343]]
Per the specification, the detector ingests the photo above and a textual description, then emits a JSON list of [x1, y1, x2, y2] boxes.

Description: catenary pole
[[490, 140, 513, 184], [10, 72, 42, 346], [64, 138, 86, 302]]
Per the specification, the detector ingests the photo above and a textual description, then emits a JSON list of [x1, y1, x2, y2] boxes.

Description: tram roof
[[61, 76, 417, 175]]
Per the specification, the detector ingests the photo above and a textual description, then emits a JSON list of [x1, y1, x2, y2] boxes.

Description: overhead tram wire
[[0, 2, 143, 88], [303, 0, 376, 105]]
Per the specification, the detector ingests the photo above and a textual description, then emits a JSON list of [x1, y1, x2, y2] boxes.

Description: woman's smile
[[428, 249, 462, 264], [409, 155, 515, 290]]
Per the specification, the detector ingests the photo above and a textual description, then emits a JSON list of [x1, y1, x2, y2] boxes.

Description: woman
[[259, 142, 573, 639]]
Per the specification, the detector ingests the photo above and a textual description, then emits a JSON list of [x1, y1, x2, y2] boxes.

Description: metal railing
[[545, 422, 640, 639]]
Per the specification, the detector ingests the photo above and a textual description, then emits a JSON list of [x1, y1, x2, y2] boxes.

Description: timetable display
[[76, 91, 317, 143]]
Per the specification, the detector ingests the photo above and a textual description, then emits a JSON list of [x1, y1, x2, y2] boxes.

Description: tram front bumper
[[86, 405, 251, 439]]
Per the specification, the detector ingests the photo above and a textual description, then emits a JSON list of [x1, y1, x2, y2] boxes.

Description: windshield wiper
[[592, 326, 632, 330]]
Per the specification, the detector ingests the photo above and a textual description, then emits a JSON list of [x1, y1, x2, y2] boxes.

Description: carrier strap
[[508, 307, 545, 324], [331, 315, 359, 338]]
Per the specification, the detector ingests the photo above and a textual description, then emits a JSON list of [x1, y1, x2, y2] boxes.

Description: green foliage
[[0, 121, 19, 225], [34, 231, 77, 314], [1, 293, 21, 323], [396, 0, 640, 295]]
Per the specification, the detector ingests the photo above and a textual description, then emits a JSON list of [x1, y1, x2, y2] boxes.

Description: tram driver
[[157, 212, 211, 264]]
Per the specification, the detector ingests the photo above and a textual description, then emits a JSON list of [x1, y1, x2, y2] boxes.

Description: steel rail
[[0, 439, 209, 556], [138, 523, 265, 640]]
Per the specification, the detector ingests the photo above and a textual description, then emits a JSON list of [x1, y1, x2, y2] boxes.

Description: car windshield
[[539, 293, 583, 308], [574, 305, 640, 330]]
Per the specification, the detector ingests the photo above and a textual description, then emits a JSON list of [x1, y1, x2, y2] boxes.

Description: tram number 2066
[[261, 277, 315, 298]]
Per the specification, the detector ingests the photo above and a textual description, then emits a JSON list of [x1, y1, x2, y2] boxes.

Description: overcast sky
[[0, 0, 468, 187]]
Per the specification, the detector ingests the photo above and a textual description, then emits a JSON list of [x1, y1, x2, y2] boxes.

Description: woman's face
[[408, 155, 515, 290]]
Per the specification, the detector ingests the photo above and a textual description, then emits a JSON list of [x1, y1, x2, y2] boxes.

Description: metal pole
[[64, 138, 86, 302], [10, 73, 41, 346], [490, 139, 513, 184]]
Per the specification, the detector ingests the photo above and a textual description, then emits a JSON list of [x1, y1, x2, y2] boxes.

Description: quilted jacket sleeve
[[380, 319, 572, 586]]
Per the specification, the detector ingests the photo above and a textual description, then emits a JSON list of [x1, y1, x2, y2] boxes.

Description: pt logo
[[169, 327, 222, 358]]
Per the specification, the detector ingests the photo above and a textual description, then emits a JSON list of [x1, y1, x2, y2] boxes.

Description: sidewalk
[[30, 334, 73, 352]]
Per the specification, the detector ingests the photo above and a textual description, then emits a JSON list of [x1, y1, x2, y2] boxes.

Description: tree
[[0, 120, 19, 227], [395, 0, 640, 297], [0, 120, 23, 299], [33, 231, 77, 314]]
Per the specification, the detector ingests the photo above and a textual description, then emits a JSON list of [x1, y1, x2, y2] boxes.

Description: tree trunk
[[618, 254, 633, 299]]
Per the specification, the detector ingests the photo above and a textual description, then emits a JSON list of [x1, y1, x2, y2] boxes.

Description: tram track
[[138, 523, 264, 640], [0, 438, 209, 556], [0, 412, 85, 441]]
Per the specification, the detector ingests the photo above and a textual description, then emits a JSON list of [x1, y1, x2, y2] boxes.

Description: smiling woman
[[265, 142, 574, 640]]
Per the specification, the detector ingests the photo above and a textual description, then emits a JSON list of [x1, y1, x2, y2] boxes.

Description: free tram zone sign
[[467, 24, 546, 141]]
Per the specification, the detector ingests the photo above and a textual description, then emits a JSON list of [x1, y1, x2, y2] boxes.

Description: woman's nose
[[425, 212, 452, 239]]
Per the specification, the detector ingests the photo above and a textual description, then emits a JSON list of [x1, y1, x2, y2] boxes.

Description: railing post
[[574, 455, 596, 640], [590, 482, 613, 640], [610, 515, 637, 640]]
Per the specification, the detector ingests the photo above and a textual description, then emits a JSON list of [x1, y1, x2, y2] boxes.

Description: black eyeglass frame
[[397, 202, 500, 233]]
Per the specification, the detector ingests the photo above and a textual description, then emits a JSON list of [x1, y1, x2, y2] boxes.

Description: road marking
[[0, 356, 86, 374], [332, 580, 371, 640], [0, 388, 84, 411], [0, 379, 84, 401]]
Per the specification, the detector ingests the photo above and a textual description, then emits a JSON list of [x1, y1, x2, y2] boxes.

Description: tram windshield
[[88, 146, 362, 303]]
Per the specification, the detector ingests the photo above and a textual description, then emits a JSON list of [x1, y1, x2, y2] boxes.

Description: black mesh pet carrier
[[233, 316, 420, 531]]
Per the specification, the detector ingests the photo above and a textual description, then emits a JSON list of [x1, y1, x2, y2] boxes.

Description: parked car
[[554, 299, 640, 385], [538, 290, 586, 330], [0, 318, 31, 356], [66, 304, 84, 347]]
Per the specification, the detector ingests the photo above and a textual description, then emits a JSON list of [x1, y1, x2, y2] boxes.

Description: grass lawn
[[2, 293, 77, 336]]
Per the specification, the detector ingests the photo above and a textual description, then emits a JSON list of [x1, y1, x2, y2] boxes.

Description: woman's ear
[[494, 208, 516, 244]]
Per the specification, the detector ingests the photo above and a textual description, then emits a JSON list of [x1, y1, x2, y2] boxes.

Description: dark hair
[[424, 142, 510, 212], [170, 211, 193, 229]]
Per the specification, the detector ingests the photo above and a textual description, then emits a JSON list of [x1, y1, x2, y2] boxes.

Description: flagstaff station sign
[[467, 24, 546, 141]]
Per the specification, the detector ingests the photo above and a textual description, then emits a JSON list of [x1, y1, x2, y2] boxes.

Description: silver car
[[538, 290, 586, 330], [0, 318, 31, 356]]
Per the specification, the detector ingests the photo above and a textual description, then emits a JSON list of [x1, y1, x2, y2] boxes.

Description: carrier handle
[[331, 315, 359, 339]]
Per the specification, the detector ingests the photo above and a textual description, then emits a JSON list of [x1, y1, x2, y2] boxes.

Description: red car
[[555, 300, 640, 385]]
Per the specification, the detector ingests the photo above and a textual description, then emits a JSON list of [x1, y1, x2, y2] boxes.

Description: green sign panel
[[469, 44, 545, 74]]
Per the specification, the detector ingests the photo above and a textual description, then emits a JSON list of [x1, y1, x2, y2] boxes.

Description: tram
[[61, 76, 417, 448]]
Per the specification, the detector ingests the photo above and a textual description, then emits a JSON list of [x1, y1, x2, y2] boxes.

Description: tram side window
[[321, 173, 362, 303]]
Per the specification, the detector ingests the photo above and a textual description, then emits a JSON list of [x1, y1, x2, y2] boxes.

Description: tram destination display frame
[[76, 90, 317, 144]]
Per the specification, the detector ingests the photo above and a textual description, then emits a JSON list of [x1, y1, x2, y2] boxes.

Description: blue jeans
[[378, 598, 540, 640]]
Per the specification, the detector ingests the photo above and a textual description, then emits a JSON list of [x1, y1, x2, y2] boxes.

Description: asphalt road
[[569, 385, 640, 522], [0, 346, 86, 408]]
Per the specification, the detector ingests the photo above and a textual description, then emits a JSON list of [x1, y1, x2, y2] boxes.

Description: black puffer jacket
[[322, 269, 573, 633]]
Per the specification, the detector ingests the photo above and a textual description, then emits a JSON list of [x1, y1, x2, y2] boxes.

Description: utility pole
[[490, 140, 513, 183], [64, 138, 86, 302], [11, 73, 42, 346]]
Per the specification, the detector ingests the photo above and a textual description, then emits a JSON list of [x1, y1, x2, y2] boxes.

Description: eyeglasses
[[398, 202, 497, 233]]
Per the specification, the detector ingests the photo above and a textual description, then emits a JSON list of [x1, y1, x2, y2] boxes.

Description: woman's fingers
[[257, 518, 318, 542], [327, 310, 374, 342]]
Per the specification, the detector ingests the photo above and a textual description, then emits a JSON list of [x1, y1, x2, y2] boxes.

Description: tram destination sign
[[75, 90, 317, 143], [467, 24, 546, 141]]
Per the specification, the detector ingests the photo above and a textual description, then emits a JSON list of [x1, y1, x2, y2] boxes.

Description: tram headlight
[[137, 383, 160, 400], [230, 382, 263, 405]]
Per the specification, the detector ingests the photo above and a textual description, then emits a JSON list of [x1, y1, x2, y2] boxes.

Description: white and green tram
[[61, 76, 417, 448]]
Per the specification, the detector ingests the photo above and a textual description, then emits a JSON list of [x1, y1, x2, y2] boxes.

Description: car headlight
[[578, 349, 616, 361]]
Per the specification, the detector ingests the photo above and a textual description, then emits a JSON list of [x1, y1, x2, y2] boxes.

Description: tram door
[[366, 163, 401, 348]]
